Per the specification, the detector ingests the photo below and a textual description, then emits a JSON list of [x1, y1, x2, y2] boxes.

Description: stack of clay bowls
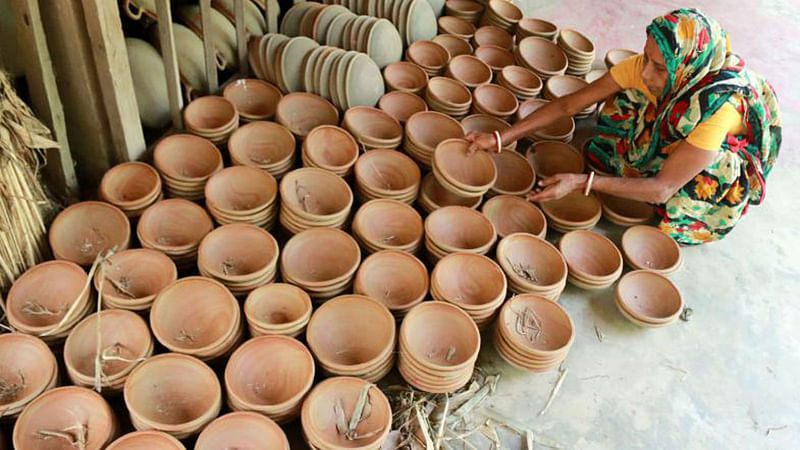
[[204, 166, 278, 228], [354, 150, 421, 204], [153, 134, 223, 201], [425, 76, 473, 119], [496, 232, 567, 300], [107, 431, 185, 449], [585, 68, 607, 84], [474, 44, 515, 75], [93, 248, 177, 312], [480, 0, 522, 32], [516, 18, 558, 41], [319, 0, 437, 46], [280, 227, 361, 301], [418, 173, 483, 213], [0, 333, 58, 418], [5, 261, 92, 343], [425, 205, 496, 261], [343, 106, 403, 150], [526, 140, 584, 177], [472, 84, 519, 120], [64, 310, 153, 392], [557, 29, 596, 76], [432, 138, 497, 198], [398, 301, 480, 393], [279, 168, 353, 234], [48, 201, 130, 266], [124, 353, 221, 438], [354, 250, 429, 318], [224, 335, 314, 423], [559, 230, 623, 290], [99, 162, 162, 218], [473, 25, 513, 50], [482, 195, 547, 238], [544, 74, 595, 118], [605, 48, 637, 69], [489, 149, 536, 197], [431, 253, 507, 328], [445, 54, 493, 90], [383, 61, 429, 95], [244, 283, 312, 338], [301, 377, 392, 448], [539, 191, 602, 233], [301, 125, 359, 176], [621, 225, 683, 275], [438, 16, 477, 40], [515, 36, 568, 81], [600, 193, 655, 227], [150, 277, 243, 361], [615, 270, 683, 327], [498, 65, 543, 101], [445, 0, 485, 24], [494, 294, 574, 372], [276, 92, 340, 140], [378, 91, 429, 124], [183, 95, 239, 145], [222, 78, 282, 121], [197, 224, 279, 297], [195, 412, 290, 449], [404, 110, 466, 167], [461, 114, 516, 151], [228, 121, 297, 180], [137, 199, 214, 269], [306, 295, 396, 381], [406, 40, 451, 76], [352, 199, 424, 254], [517, 99, 575, 142]]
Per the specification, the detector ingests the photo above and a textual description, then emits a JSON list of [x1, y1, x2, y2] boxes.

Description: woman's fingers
[[538, 175, 561, 187]]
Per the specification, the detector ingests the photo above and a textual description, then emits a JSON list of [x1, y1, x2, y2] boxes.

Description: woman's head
[[641, 35, 668, 98]]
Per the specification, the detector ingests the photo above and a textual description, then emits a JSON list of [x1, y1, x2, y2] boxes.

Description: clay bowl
[[445, 54, 492, 90], [600, 193, 655, 226], [484, 0, 522, 25], [460, 114, 516, 151], [405, 40, 450, 76], [137, 199, 213, 263], [498, 65, 543, 99], [301, 377, 391, 449], [482, 195, 547, 239], [431, 253, 506, 325], [153, 133, 223, 187], [496, 293, 574, 360], [473, 26, 513, 50], [49, 201, 130, 266], [404, 111, 465, 166], [278, 168, 352, 231], [5, 260, 90, 341], [224, 335, 314, 422], [516, 37, 568, 79], [197, 223, 279, 289], [228, 121, 296, 178], [527, 140, 584, 177], [621, 225, 682, 275], [196, 412, 289, 450], [222, 78, 282, 120], [13, 386, 117, 449], [545, 74, 589, 100], [378, 91, 428, 125], [418, 173, 482, 213], [383, 61, 429, 95], [432, 138, 497, 196], [63, 309, 153, 391], [306, 295, 395, 378], [496, 233, 567, 299], [343, 106, 403, 150], [400, 301, 480, 373], [106, 431, 185, 450], [354, 250, 428, 317], [445, 0, 484, 21], [276, 92, 340, 139], [472, 83, 519, 119], [517, 18, 558, 40], [99, 162, 162, 216], [93, 248, 177, 311], [425, 76, 473, 117], [559, 230, 623, 287], [557, 28, 595, 58], [150, 277, 241, 361], [244, 283, 312, 337], [205, 165, 278, 218], [517, 99, 575, 142], [183, 96, 239, 143], [280, 227, 361, 293], [605, 48, 637, 69], [474, 45, 514, 74], [489, 149, 535, 196], [354, 150, 421, 203], [0, 333, 57, 418], [352, 199, 423, 254], [539, 191, 602, 232], [433, 34, 473, 58], [124, 353, 221, 438], [425, 205, 496, 255], [616, 270, 683, 326], [438, 15, 476, 40]]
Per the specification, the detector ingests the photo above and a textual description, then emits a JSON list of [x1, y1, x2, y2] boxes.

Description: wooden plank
[[81, 0, 146, 162], [234, 0, 248, 73], [12, 0, 79, 198], [155, 0, 183, 129], [200, 0, 219, 93]]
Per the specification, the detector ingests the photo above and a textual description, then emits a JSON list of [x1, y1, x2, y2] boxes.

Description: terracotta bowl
[[616, 270, 683, 324], [354, 250, 429, 314], [205, 166, 278, 216], [99, 162, 161, 213], [517, 37, 568, 76], [0, 333, 57, 418], [489, 149, 535, 196], [137, 199, 213, 254], [527, 140, 584, 177], [432, 253, 506, 311], [383, 61, 429, 94], [545, 74, 589, 100], [279, 168, 353, 221], [354, 149, 421, 199], [445, 0, 484, 18], [343, 106, 403, 149], [280, 227, 361, 288], [498, 294, 574, 357], [244, 283, 312, 336], [473, 25, 513, 50], [49, 201, 130, 266], [433, 138, 497, 194], [400, 301, 480, 371], [539, 191, 602, 229], [446, 55, 492, 89], [559, 230, 623, 283], [196, 412, 289, 450], [605, 48, 637, 69], [482, 195, 547, 238], [621, 225, 682, 275], [517, 18, 558, 39], [13, 386, 117, 449], [517, 99, 575, 140], [558, 28, 595, 56], [474, 45, 515, 72], [600, 193, 655, 226], [352, 199, 423, 253], [124, 353, 221, 438], [496, 232, 567, 295], [197, 223, 279, 282], [222, 78, 282, 120], [472, 83, 519, 118], [487, 0, 522, 22], [275, 92, 340, 139], [378, 91, 428, 125], [419, 173, 482, 212], [106, 431, 185, 450], [425, 205, 496, 254], [500, 65, 543, 94], [426, 76, 472, 111], [405, 110, 465, 164], [433, 34, 473, 58], [228, 121, 296, 173], [405, 40, 450, 74], [438, 15, 476, 40], [93, 248, 177, 311], [183, 95, 238, 134], [460, 114, 515, 151]]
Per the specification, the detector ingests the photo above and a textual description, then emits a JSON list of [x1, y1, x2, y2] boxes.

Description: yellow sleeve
[[609, 54, 643, 90], [686, 102, 744, 151]]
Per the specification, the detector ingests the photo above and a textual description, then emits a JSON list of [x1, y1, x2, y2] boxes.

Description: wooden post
[[155, 0, 183, 129], [200, 0, 219, 93], [234, 0, 248, 74]]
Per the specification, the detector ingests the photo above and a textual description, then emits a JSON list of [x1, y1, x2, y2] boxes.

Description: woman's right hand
[[465, 131, 500, 154]]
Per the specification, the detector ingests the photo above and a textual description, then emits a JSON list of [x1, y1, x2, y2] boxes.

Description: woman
[[467, 8, 781, 245]]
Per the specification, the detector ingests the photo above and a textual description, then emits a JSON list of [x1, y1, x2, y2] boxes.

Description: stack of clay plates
[[479, 0, 522, 33], [515, 17, 558, 41], [418, 173, 482, 213], [496, 232, 567, 300], [559, 230, 623, 290], [431, 252, 507, 329], [544, 75, 595, 118], [539, 191, 602, 233], [515, 36, 568, 81], [204, 166, 279, 229], [444, 0, 485, 25], [432, 138, 497, 198], [425, 76, 473, 119], [320, 0, 438, 45], [494, 294, 574, 372], [354, 149, 421, 204], [615, 270, 683, 328], [278, 168, 353, 234], [343, 106, 403, 150], [557, 28, 596, 76], [404, 110, 466, 168], [497, 65, 543, 101]]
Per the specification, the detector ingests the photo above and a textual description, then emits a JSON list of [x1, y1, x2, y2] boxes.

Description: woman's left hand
[[527, 173, 589, 202]]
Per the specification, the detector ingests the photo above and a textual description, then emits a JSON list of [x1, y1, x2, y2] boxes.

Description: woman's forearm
[[592, 175, 676, 204], [500, 99, 573, 144]]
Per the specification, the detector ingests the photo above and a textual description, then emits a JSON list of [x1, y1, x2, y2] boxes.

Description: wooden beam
[[200, 0, 219, 93], [234, 0, 248, 73], [80, 0, 146, 162], [12, 0, 79, 199], [155, 0, 183, 129]]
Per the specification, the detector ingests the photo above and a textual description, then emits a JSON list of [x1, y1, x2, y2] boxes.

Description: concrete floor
[[476, 1, 800, 449]]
